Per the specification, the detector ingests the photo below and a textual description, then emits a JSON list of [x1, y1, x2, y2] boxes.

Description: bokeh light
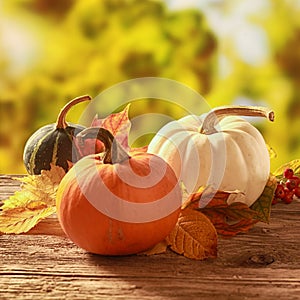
[[0, 0, 299, 173]]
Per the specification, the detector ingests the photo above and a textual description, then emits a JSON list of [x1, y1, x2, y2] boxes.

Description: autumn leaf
[[185, 189, 259, 236], [92, 103, 131, 150], [201, 201, 259, 237], [138, 240, 168, 256], [166, 208, 217, 260], [0, 206, 56, 234], [74, 104, 132, 158], [0, 164, 65, 234], [185, 186, 245, 208], [250, 175, 277, 223]]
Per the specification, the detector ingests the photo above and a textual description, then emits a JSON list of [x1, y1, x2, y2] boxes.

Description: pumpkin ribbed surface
[[56, 128, 181, 255], [148, 106, 274, 207]]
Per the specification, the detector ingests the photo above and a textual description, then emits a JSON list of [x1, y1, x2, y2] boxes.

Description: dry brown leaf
[[166, 208, 217, 260], [0, 164, 65, 234], [138, 240, 168, 256]]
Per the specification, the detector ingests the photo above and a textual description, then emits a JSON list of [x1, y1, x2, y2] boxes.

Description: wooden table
[[0, 175, 300, 300]]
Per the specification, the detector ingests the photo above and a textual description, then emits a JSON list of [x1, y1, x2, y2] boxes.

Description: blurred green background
[[0, 0, 299, 174]]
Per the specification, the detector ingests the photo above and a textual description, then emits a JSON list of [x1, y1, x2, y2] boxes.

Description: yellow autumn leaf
[[0, 206, 56, 234], [166, 208, 218, 260], [0, 164, 65, 234], [1, 164, 65, 210]]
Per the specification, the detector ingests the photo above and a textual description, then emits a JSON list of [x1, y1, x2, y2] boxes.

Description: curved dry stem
[[56, 95, 91, 129], [76, 127, 130, 164], [199, 105, 274, 134]]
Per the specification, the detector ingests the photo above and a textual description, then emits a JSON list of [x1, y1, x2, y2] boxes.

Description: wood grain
[[1, 176, 300, 299]]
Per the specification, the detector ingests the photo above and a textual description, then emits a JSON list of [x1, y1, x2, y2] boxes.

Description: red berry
[[292, 176, 300, 186], [283, 195, 293, 204], [295, 187, 300, 198], [284, 168, 294, 179], [283, 187, 294, 204], [284, 186, 293, 195], [286, 177, 299, 190], [272, 198, 279, 205], [275, 184, 285, 199]]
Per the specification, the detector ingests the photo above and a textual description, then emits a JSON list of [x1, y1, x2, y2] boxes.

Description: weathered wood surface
[[1, 175, 300, 300]]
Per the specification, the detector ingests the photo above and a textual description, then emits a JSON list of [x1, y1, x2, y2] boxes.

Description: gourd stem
[[56, 95, 92, 129], [199, 105, 275, 134], [76, 127, 130, 164]]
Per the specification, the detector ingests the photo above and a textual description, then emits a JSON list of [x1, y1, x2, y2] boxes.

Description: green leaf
[[250, 175, 277, 223], [273, 159, 300, 180]]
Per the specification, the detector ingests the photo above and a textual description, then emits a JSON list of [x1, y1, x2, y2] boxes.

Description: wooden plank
[[1, 176, 300, 299], [0, 175, 23, 201], [1, 235, 300, 300], [0, 272, 299, 300]]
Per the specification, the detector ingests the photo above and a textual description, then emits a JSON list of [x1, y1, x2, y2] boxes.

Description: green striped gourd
[[23, 95, 91, 174]]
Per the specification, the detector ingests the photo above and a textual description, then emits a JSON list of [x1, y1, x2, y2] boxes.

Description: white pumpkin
[[148, 106, 274, 206]]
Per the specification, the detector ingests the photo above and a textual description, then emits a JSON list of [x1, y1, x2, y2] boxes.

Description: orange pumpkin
[[56, 128, 181, 255]]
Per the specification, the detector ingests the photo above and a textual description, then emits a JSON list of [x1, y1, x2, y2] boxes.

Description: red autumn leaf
[[91, 104, 131, 150], [184, 189, 259, 237], [75, 104, 132, 158]]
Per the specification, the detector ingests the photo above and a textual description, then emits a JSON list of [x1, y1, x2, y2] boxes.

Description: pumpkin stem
[[76, 127, 130, 164], [199, 105, 275, 134], [56, 95, 92, 129]]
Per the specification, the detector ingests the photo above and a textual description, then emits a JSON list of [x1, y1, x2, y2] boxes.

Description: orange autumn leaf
[[166, 208, 217, 260]]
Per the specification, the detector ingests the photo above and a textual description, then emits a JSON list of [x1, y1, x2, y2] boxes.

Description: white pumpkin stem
[[199, 105, 274, 134], [56, 95, 91, 129], [76, 127, 130, 164]]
